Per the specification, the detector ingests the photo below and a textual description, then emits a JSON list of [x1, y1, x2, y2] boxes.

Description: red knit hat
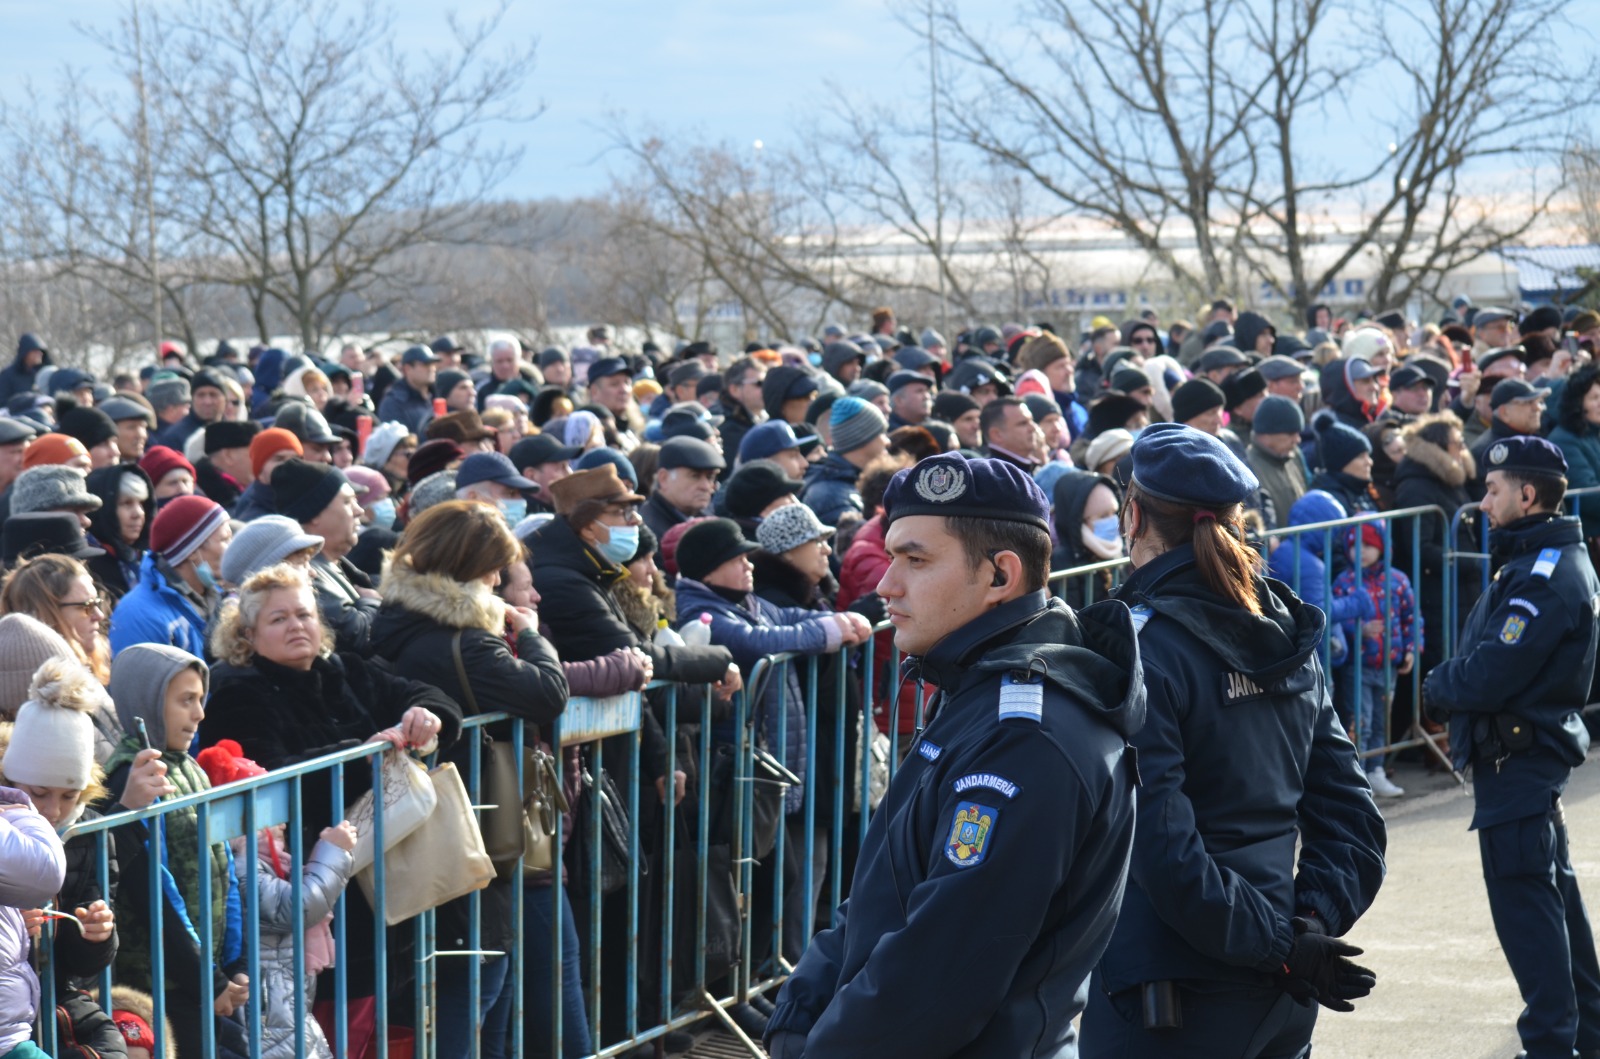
[[249, 427, 303, 480], [659, 516, 714, 578], [22, 433, 88, 470], [196, 738, 268, 787], [139, 445, 195, 487], [149, 495, 226, 563], [1360, 524, 1385, 552]]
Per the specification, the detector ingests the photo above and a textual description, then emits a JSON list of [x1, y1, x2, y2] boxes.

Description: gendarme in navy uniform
[[1424, 435, 1600, 1059], [764, 453, 1145, 1059], [1081, 422, 1386, 1058]]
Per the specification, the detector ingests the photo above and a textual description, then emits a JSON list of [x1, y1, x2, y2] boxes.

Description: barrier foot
[[697, 989, 768, 1057], [1410, 721, 1464, 786]]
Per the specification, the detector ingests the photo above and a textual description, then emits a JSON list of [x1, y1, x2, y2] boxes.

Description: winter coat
[[837, 515, 922, 736], [714, 399, 757, 470], [1548, 418, 1600, 539], [40, 803, 125, 1059], [202, 652, 462, 838], [369, 560, 569, 951], [150, 412, 206, 454], [231, 480, 276, 522], [801, 453, 863, 527], [1391, 420, 1476, 662], [0, 338, 51, 404], [640, 490, 694, 547], [309, 554, 379, 655], [1468, 416, 1522, 494], [1098, 545, 1385, 994], [376, 377, 433, 436], [103, 738, 241, 1003], [1333, 533, 1421, 672], [0, 788, 65, 1054], [769, 592, 1143, 1057], [85, 465, 154, 603], [241, 831, 353, 1059], [1247, 441, 1310, 531], [752, 551, 864, 823], [107, 554, 210, 658], [674, 576, 842, 812], [1049, 471, 1122, 610], [1266, 490, 1374, 668], [194, 457, 244, 510]]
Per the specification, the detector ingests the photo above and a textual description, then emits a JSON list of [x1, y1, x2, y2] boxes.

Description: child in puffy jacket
[[1332, 522, 1420, 798], [197, 740, 356, 1059], [0, 781, 66, 1059]]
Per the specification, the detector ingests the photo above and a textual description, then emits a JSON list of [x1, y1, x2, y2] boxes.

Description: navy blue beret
[[1130, 422, 1260, 507], [883, 452, 1049, 531], [1483, 434, 1568, 479]]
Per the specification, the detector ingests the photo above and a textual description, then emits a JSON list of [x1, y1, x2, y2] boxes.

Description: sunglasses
[[61, 597, 104, 612]]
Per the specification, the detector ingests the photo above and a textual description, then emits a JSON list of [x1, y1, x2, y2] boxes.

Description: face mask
[[497, 498, 527, 526], [196, 561, 218, 590], [597, 524, 639, 566], [369, 498, 397, 529], [1128, 426, 1145, 441], [1091, 515, 1122, 543], [807, 352, 823, 367]]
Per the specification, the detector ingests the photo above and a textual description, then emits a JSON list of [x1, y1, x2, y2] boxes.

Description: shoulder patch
[[997, 674, 1044, 724], [918, 740, 943, 763], [1507, 597, 1541, 617], [1532, 548, 1562, 580], [1499, 613, 1528, 645], [944, 800, 999, 868], [953, 772, 1019, 799], [1129, 603, 1155, 633], [1221, 670, 1267, 704]]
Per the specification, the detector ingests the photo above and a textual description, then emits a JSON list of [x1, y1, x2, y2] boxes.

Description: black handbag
[[671, 803, 742, 992], [706, 741, 785, 861], [568, 750, 635, 896]]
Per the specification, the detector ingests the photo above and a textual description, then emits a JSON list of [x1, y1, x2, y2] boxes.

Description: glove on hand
[[847, 593, 888, 626], [1281, 916, 1376, 1012]]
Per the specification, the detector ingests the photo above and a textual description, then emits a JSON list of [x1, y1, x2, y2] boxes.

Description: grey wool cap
[[11, 466, 101, 517]]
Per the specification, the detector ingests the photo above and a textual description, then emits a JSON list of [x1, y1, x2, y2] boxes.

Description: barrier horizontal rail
[[38, 497, 1539, 1058]]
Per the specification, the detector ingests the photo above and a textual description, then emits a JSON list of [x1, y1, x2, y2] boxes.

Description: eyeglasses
[[601, 504, 643, 525], [61, 597, 103, 613]]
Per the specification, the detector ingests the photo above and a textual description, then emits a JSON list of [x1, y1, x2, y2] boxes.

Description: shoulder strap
[[451, 630, 480, 714]]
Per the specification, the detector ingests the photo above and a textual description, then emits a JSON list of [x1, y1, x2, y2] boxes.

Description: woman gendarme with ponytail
[[1080, 422, 1388, 1058]]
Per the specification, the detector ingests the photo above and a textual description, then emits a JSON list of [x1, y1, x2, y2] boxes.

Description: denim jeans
[[435, 953, 511, 1059], [498, 883, 591, 1059], [1358, 671, 1391, 762]]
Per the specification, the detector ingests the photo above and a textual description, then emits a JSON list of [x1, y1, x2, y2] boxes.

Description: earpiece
[[992, 569, 1007, 588]]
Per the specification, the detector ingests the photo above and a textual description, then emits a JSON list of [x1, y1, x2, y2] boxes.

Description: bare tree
[[87, 0, 539, 351]]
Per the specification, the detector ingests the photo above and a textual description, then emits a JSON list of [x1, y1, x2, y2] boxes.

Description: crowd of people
[[0, 298, 1587, 1057]]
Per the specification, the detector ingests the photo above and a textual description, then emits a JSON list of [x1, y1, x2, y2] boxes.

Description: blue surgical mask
[[197, 561, 218, 590], [1091, 515, 1122, 543], [369, 498, 397, 529], [808, 351, 824, 367], [497, 498, 527, 526], [597, 524, 639, 566], [1128, 426, 1145, 441]]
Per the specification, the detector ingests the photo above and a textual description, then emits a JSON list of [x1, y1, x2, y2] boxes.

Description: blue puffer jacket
[[1267, 490, 1373, 667], [108, 553, 210, 657], [1332, 524, 1421, 672], [674, 577, 841, 812], [801, 453, 863, 527]]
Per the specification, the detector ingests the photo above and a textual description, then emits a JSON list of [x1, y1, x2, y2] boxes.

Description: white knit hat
[[4, 656, 104, 791]]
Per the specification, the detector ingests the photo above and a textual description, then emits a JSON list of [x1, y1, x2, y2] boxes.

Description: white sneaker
[[1366, 766, 1405, 798]]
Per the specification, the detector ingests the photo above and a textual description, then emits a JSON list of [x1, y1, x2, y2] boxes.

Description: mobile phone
[[135, 716, 152, 752]]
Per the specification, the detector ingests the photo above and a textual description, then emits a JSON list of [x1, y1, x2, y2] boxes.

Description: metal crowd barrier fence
[[36, 497, 1525, 1059]]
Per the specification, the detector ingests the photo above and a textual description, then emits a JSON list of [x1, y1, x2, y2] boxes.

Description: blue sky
[[1, 0, 912, 199]]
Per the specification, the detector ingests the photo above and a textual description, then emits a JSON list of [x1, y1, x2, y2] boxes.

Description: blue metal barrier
[[36, 496, 1507, 1058]]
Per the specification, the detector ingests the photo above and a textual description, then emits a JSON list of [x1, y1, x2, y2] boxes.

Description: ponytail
[[1127, 482, 1263, 615]]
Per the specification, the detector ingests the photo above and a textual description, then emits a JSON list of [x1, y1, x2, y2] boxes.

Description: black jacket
[[1096, 546, 1386, 994], [0, 340, 49, 403], [714, 399, 757, 469], [1425, 514, 1600, 828], [1049, 470, 1120, 610], [640, 490, 693, 547], [194, 456, 244, 509], [84, 464, 154, 603], [369, 561, 569, 951], [770, 592, 1144, 1057], [1391, 428, 1477, 659]]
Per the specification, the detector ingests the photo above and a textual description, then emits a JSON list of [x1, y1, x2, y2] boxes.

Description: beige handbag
[[346, 749, 438, 872], [519, 743, 567, 875], [357, 762, 496, 925]]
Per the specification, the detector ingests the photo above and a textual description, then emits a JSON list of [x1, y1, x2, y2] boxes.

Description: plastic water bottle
[[681, 612, 713, 647], [655, 618, 685, 648]]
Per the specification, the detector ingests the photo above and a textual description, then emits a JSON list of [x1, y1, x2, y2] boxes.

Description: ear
[[984, 550, 1027, 604], [1123, 497, 1143, 541]]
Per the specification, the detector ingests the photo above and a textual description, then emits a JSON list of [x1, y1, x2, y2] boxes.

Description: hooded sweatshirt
[[85, 464, 155, 602], [103, 645, 239, 996]]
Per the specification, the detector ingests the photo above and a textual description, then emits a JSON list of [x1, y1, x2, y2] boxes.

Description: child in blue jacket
[[1332, 521, 1420, 797]]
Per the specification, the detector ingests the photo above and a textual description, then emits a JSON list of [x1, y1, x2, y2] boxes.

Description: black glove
[[765, 1029, 807, 1058], [847, 593, 887, 626], [1281, 916, 1376, 1012]]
